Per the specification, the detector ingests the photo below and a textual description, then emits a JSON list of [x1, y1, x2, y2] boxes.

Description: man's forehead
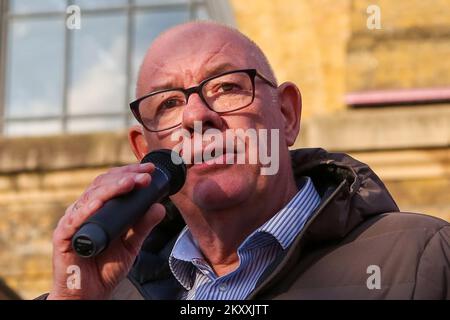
[[139, 29, 252, 92], [150, 30, 248, 65]]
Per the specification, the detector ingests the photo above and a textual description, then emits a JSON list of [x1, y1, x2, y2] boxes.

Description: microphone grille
[[141, 149, 187, 195]]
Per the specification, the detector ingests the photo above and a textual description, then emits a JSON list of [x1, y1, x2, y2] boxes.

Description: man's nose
[[181, 93, 224, 133]]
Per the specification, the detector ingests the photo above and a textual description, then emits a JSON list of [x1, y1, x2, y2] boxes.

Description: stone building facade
[[0, 0, 449, 299]]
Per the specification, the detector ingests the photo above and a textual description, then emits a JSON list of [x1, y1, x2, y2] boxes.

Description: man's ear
[[277, 82, 302, 146], [128, 125, 150, 161]]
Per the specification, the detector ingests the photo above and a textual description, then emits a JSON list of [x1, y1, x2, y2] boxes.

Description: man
[[45, 22, 449, 300]]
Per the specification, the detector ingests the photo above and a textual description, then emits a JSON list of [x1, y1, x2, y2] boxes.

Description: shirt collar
[[169, 176, 321, 289], [251, 176, 319, 249], [168, 227, 204, 290]]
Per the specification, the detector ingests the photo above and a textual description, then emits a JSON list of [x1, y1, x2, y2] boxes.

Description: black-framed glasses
[[130, 69, 277, 132]]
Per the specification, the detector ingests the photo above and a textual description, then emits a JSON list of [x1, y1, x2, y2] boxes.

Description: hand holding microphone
[[48, 149, 186, 299], [72, 149, 186, 258]]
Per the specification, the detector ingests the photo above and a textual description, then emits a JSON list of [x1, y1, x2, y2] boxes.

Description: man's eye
[[160, 98, 182, 110], [218, 82, 241, 93]]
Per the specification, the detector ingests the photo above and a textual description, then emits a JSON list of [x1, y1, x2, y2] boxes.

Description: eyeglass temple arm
[[256, 71, 277, 88]]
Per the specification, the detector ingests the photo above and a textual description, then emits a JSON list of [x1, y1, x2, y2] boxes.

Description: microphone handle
[[72, 168, 170, 258]]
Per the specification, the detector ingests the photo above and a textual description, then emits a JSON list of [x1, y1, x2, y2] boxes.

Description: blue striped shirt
[[168, 176, 321, 300]]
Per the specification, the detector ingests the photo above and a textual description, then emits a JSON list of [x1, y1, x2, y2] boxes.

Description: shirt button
[[218, 283, 228, 292]]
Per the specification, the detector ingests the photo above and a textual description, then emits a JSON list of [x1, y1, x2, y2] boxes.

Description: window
[[0, 0, 235, 136]]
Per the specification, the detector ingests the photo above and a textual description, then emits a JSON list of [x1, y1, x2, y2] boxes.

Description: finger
[[91, 172, 152, 190], [55, 198, 85, 232], [53, 199, 103, 251], [121, 203, 166, 254], [107, 163, 155, 175], [71, 173, 150, 220], [54, 173, 153, 250], [56, 176, 138, 237], [80, 174, 151, 209]]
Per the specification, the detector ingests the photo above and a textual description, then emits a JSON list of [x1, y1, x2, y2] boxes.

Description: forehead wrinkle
[[141, 44, 244, 95], [202, 41, 236, 69], [136, 58, 164, 96], [137, 53, 190, 95], [204, 32, 274, 83]]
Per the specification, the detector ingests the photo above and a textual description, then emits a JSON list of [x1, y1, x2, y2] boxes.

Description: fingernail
[[118, 177, 129, 185], [135, 173, 148, 183], [140, 163, 154, 168]]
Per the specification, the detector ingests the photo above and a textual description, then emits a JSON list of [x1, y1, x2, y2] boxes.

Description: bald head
[[136, 21, 277, 97]]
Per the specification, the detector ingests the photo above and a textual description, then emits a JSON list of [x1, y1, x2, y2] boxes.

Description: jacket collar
[[290, 148, 398, 243]]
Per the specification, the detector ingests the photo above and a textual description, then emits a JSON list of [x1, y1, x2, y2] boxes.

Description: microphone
[[71, 149, 186, 258]]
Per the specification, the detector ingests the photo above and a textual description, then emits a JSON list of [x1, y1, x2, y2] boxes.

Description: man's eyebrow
[[144, 63, 240, 94], [204, 62, 239, 78], [145, 81, 177, 94]]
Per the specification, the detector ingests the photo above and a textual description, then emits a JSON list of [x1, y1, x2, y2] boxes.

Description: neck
[[179, 169, 298, 277]]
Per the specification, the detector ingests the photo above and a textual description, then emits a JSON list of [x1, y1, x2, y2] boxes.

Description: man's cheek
[[259, 129, 280, 176], [146, 132, 182, 151]]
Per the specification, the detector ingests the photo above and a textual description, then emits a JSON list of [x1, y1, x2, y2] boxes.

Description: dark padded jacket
[[107, 148, 449, 299]]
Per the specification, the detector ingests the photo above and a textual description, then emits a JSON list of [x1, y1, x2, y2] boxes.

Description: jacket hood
[[129, 148, 399, 294], [290, 148, 399, 244]]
